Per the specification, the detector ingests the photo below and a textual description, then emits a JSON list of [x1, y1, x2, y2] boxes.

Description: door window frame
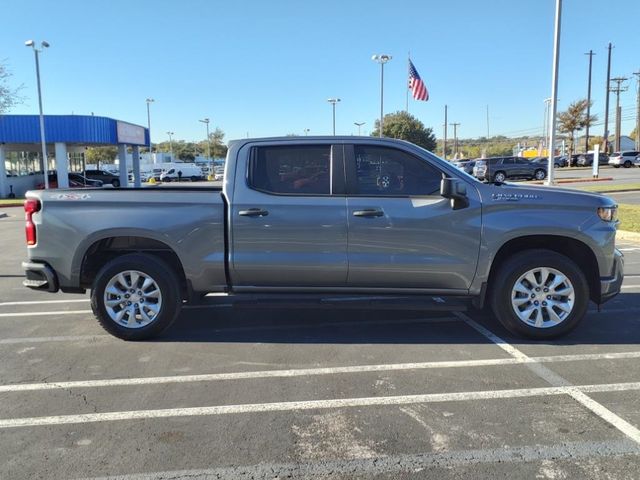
[[343, 144, 445, 198], [245, 144, 346, 197]]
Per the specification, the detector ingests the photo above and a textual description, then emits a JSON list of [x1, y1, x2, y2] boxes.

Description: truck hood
[[478, 181, 617, 208]]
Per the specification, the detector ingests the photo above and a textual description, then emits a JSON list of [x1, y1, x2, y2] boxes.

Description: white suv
[[610, 151, 639, 168]]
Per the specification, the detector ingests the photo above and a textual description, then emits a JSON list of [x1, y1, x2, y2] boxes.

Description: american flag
[[408, 59, 429, 101]]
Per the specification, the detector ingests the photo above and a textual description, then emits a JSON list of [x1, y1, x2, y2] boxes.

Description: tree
[[85, 146, 118, 167], [0, 61, 24, 114], [557, 99, 597, 158], [371, 111, 437, 151]]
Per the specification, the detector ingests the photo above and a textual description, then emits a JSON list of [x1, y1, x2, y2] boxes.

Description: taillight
[[24, 199, 41, 246]]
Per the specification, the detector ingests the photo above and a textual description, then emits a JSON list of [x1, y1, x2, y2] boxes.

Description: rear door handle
[[239, 208, 269, 217], [352, 209, 384, 218]]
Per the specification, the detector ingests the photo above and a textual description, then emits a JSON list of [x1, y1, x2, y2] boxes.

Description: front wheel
[[90, 254, 182, 340], [111, 179, 120, 187], [489, 250, 589, 339], [493, 171, 506, 183], [534, 169, 546, 180], [624, 160, 632, 168]]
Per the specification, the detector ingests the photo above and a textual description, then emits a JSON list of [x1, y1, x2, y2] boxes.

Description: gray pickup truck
[[22, 137, 623, 340]]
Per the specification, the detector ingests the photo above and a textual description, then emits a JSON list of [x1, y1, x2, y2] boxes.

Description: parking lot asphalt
[[1, 212, 640, 479]]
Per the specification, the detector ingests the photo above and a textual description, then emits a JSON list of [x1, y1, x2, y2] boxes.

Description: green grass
[[578, 182, 640, 193], [618, 204, 640, 233], [0, 198, 24, 206]]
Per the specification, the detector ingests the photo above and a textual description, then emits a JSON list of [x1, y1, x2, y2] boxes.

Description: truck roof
[[227, 136, 414, 149]]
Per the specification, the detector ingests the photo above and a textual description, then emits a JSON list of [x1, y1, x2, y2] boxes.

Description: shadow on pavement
[[154, 293, 640, 346]]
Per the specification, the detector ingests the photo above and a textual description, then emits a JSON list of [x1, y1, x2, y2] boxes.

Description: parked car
[[36, 172, 102, 189], [160, 163, 204, 182], [473, 156, 547, 182], [609, 151, 639, 168], [84, 169, 121, 187], [530, 157, 566, 168], [23, 136, 622, 341], [577, 153, 609, 167]]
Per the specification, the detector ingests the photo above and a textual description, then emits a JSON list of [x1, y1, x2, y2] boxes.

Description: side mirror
[[440, 177, 469, 210]]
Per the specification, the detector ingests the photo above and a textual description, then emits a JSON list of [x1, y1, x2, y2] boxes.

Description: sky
[[1, 0, 639, 145]]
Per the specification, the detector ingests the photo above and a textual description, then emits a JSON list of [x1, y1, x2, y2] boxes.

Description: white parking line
[[0, 310, 92, 318], [80, 440, 640, 480], [2, 350, 639, 393], [455, 312, 640, 445], [0, 299, 89, 307], [1, 381, 639, 429]]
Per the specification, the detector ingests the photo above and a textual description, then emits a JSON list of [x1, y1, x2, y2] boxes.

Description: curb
[[528, 177, 614, 185], [0, 203, 23, 208], [617, 230, 640, 244]]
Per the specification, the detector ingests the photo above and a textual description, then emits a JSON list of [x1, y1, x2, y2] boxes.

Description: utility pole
[[166, 131, 174, 157], [199, 118, 211, 159], [450, 122, 460, 158], [584, 50, 595, 152], [609, 77, 628, 152], [486, 105, 490, 139], [633, 70, 640, 151], [443, 105, 448, 160], [603, 43, 613, 153]]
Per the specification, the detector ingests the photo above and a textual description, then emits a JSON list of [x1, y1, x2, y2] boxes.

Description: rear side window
[[353, 145, 442, 196], [249, 145, 331, 195]]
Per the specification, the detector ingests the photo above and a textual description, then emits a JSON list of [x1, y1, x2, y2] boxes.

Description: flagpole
[[406, 52, 410, 113]]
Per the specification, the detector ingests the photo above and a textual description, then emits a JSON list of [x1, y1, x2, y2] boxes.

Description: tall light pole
[[199, 118, 211, 159], [584, 50, 595, 153], [545, 0, 562, 186], [145, 98, 154, 158], [372, 54, 392, 137], [327, 98, 340, 135], [354, 122, 365, 136], [25, 40, 50, 189], [303, 128, 310, 136], [166, 131, 174, 157]]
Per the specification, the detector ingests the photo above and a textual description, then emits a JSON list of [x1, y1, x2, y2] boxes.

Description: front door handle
[[239, 208, 269, 217], [352, 209, 384, 218]]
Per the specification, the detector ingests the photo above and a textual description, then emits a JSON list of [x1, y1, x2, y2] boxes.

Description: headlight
[[597, 206, 618, 222]]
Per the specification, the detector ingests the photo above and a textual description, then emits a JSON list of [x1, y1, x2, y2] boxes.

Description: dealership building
[[0, 114, 149, 198]]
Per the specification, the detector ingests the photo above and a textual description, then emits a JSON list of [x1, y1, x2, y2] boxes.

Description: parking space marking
[[0, 310, 92, 318], [80, 440, 640, 480], [1, 381, 640, 429], [2, 351, 640, 393], [0, 299, 89, 307], [0, 335, 109, 345], [455, 312, 640, 445]]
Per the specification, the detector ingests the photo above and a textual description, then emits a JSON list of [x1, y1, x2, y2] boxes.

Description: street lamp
[[354, 122, 366, 136], [146, 98, 154, 154], [372, 54, 392, 138], [25, 39, 50, 189], [166, 131, 174, 158], [199, 118, 211, 160], [303, 128, 310, 136], [327, 98, 341, 135]]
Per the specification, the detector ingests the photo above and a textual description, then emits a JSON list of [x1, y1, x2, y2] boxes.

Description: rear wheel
[[490, 250, 589, 339], [624, 160, 632, 168], [493, 171, 506, 183], [191, 175, 198, 182], [90, 254, 182, 340], [111, 179, 120, 187], [534, 169, 546, 180]]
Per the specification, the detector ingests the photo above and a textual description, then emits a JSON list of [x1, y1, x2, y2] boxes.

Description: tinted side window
[[249, 145, 331, 195], [353, 146, 442, 196]]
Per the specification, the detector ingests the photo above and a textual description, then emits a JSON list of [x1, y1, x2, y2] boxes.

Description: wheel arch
[[77, 232, 189, 298], [487, 235, 600, 303]]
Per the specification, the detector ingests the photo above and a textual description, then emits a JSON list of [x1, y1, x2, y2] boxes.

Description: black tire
[[111, 179, 120, 188], [191, 176, 198, 182], [613, 165, 620, 168], [554, 163, 560, 168], [489, 249, 589, 339], [493, 171, 506, 183], [624, 160, 632, 168], [90, 253, 182, 340], [534, 169, 546, 180]]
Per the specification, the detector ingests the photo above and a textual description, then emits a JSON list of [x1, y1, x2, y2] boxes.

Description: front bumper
[[599, 248, 624, 303], [22, 261, 59, 292]]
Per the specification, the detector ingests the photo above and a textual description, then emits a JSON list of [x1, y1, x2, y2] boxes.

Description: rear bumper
[[22, 261, 59, 292], [599, 249, 624, 304]]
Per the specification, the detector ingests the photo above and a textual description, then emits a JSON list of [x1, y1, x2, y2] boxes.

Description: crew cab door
[[345, 144, 481, 290], [229, 143, 348, 287]]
